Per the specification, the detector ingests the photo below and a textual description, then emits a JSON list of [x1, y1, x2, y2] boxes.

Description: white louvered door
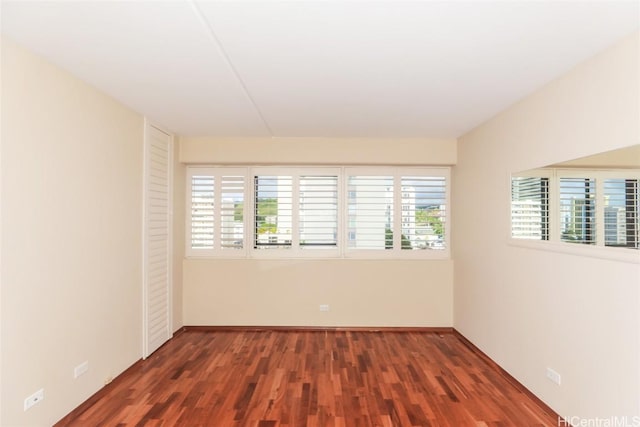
[[143, 123, 173, 358]]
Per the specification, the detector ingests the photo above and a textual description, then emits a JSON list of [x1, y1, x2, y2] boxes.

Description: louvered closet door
[[143, 123, 173, 358]]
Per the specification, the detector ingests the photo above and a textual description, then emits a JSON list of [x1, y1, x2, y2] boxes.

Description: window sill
[[184, 250, 450, 261], [507, 238, 640, 264]]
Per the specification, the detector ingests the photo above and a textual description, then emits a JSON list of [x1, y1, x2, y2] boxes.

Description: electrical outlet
[[24, 388, 44, 411], [546, 367, 561, 385], [319, 304, 330, 312], [74, 361, 89, 379]]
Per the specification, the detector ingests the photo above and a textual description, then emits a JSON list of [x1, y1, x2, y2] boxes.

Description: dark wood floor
[[57, 330, 559, 426]]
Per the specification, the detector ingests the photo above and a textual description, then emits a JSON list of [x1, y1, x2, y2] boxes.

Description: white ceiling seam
[[188, 0, 274, 137]]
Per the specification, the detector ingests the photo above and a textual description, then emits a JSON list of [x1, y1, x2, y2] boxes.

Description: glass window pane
[[559, 178, 596, 245], [511, 177, 549, 240], [401, 176, 447, 250], [255, 176, 292, 249], [604, 179, 639, 249]]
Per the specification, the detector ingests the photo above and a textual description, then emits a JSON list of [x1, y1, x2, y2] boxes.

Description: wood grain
[[56, 330, 560, 426]]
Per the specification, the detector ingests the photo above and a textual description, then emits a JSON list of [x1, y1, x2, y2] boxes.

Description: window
[[190, 174, 214, 249], [254, 175, 292, 249], [511, 176, 549, 240], [187, 167, 246, 256], [510, 169, 639, 251], [347, 175, 393, 250], [299, 175, 338, 248], [559, 177, 595, 244], [221, 175, 245, 250], [186, 166, 450, 259], [401, 176, 447, 250], [345, 167, 450, 257], [252, 168, 339, 255], [604, 179, 639, 249]]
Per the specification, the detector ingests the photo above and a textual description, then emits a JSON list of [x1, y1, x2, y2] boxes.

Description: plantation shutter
[[254, 175, 293, 249], [190, 174, 214, 250], [401, 176, 447, 250], [347, 175, 394, 249], [187, 168, 246, 256], [143, 124, 172, 358], [511, 177, 549, 240], [603, 178, 639, 249], [299, 175, 338, 248], [220, 175, 245, 250], [559, 177, 595, 244]]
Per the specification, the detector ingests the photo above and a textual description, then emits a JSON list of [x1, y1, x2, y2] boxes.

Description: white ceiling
[[1, 1, 638, 138]]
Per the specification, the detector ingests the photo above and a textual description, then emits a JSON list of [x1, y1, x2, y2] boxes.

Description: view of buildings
[[511, 176, 638, 248], [206, 175, 448, 251], [190, 173, 448, 251]]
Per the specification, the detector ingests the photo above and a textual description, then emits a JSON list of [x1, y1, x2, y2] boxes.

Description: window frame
[[251, 166, 342, 259], [185, 165, 451, 260], [343, 167, 450, 259], [509, 168, 640, 263], [510, 171, 551, 241], [185, 166, 250, 258]]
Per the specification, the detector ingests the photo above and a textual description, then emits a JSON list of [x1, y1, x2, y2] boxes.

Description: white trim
[[185, 166, 249, 258], [185, 165, 452, 260], [142, 120, 174, 358], [507, 237, 640, 264], [250, 166, 341, 258], [509, 167, 640, 255]]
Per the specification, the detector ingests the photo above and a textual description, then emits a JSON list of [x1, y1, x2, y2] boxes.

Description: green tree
[[255, 198, 279, 236], [234, 202, 243, 221], [416, 207, 443, 237], [257, 198, 278, 216], [385, 228, 412, 249]]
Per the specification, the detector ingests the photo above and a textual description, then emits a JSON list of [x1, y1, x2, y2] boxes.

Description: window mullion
[[393, 173, 402, 251], [242, 168, 251, 256], [338, 168, 345, 257], [249, 169, 257, 254], [595, 176, 605, 247], [549, 172, 560, 242], [213, 173, 222, 252], [292, 173, 301, 251]]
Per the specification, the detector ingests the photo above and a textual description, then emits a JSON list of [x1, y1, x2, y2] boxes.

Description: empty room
[[1, 1, 639, 426]]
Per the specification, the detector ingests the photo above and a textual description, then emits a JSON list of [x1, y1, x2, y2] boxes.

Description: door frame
[[142, 119, 174, 358]]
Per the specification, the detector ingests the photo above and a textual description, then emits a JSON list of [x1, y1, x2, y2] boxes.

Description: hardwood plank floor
[[57, 330, 559, 426]]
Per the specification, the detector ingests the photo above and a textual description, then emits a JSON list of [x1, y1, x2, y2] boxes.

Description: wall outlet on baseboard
[[319, 304, 330, 312], [74, 361, 89, 378], [546, 367, 561, 385], [24, 388, 44, 411]]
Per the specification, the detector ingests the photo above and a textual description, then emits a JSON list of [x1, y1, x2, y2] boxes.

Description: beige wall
[[185, 259, 452, 326], [549, 144, 640, 169], [180, 137, 456, 165], [454, 32, 640, 419], [1, 38, 144, 426], [180, 137, 456, 327]]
